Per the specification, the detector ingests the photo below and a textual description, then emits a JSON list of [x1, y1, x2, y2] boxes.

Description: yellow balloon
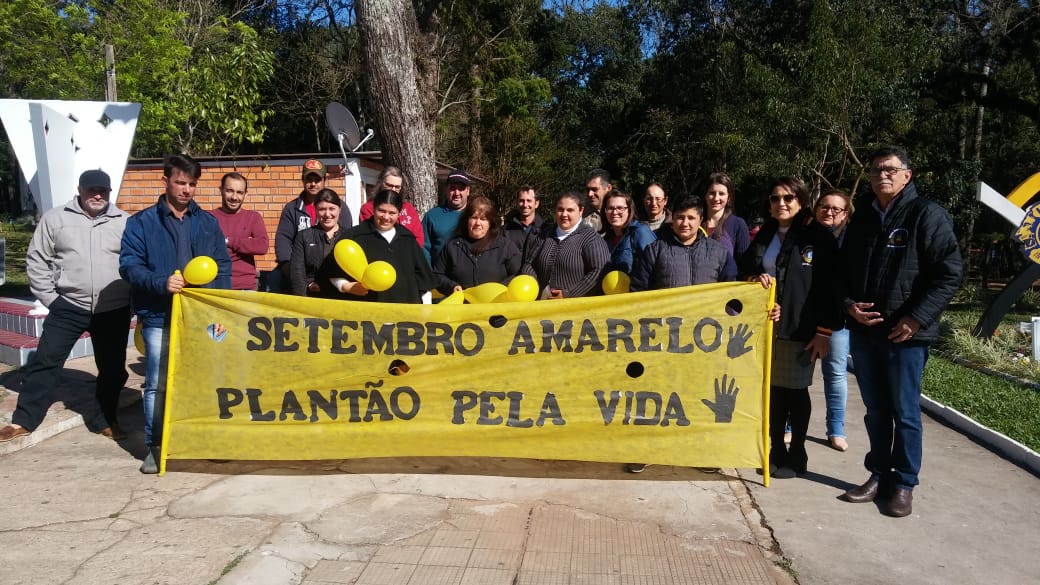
[[133, 321, 146, 355], [183, 256, 218, 286], [464, 282, 508, 304], [439, 290, 465, 304], [506, 275, 539, 302], [334, 239, 369, 281], [361, 261, 397, 292], [602, 270, 631, 295]]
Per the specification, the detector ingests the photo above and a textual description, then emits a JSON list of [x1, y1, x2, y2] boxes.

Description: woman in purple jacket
[[702, 172, 751, 258]]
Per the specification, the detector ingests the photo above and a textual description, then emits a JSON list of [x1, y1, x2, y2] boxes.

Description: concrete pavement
[[1, 350, 1038, 585]]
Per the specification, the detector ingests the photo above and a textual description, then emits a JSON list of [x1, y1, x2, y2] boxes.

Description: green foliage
[[923, 355, 1040, 451], [0, 0, 275, 156], [172, 18, 275, 154], [263, 22, 360, 153], [1, 0, 1038, 227]]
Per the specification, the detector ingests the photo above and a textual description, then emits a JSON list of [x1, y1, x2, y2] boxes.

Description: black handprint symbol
[[701, 375, 739, 423], [727, 324, 753, 359]]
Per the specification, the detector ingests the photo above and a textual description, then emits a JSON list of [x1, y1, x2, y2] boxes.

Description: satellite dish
[[326, 102, 362, 151]]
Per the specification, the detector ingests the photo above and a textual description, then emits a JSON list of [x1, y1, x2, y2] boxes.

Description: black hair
[[220, 171, 248, 192], [868, 145, 911, 169], [670, 193, 707, 218], [373, 189, 405, 211], [164, 153, 201, 179], [315, 188, 342, 207]]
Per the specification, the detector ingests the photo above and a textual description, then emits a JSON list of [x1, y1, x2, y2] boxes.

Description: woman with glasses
[[740, 177, 841, 478], [599, 190, 657, 275], [524, 191, 611, 299], [814, 190, 855, 452], [703, 172, 751, 258], [433, 196, 521, 294]]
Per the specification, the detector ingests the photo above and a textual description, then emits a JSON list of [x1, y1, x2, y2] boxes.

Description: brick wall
[[118, 156, 388, 272]]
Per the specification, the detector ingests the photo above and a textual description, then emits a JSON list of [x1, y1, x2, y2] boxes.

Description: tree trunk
[[355, 0, 439, 214], [469, 63, 482, 177]]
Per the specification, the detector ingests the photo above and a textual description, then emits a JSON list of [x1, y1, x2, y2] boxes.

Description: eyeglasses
[[868, 166, 908, 177], [769, 194, 796, 204], [606, 206, 629, 213], [817, 205, 846, 215], [644, 197, 666, 203]]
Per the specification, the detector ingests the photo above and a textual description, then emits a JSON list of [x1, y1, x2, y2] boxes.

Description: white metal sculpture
[[0, 99, 141, 212]]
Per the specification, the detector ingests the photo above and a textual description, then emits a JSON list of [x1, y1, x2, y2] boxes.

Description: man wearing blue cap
[[0, 169, 132, 444]]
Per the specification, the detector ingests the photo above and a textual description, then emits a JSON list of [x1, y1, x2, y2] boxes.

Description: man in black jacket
[[271, 159, 353, 291], [840, 146, 962, 517], [503, 185, 543, 258]]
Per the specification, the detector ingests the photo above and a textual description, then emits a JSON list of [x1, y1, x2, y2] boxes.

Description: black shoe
[[625, 463, 649, 473], [840, 477, 880, 503]]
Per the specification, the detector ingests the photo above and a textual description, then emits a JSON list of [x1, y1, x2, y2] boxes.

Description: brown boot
[[883, 488, 913, 517], [0, 425, 30, 443], [840, 477, 880, 503]]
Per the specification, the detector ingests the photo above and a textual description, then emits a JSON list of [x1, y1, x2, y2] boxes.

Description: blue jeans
[[821, 328, 849, 438], [142, 326, 165, 446], [849, 330, 929, 490]]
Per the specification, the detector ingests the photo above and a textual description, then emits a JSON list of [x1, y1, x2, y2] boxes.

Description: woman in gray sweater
[[523, 191, 610, 299]]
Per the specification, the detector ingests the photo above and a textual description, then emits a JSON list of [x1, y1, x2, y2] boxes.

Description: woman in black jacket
[[740, 177, 841, 478], [433, 197, 521, 294], [289, 189, 349, 298], [335, 189, 434, 304]]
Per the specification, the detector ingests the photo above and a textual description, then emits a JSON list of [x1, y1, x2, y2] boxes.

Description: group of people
[[0, 155, 232, 475], [0, 146, 962, 521]]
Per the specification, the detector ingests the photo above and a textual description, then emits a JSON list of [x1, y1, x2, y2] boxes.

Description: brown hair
[[702, 172, 736, 242], [599, 189, 637, 234], [454, 196, 502, 252]]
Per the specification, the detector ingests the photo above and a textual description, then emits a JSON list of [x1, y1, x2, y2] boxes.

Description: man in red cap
[[271, 159, 353, 291]]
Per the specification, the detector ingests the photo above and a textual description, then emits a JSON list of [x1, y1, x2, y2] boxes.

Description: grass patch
[[207, 551, 249, 584], [0, 225, 34, 298], [923, 355, 1040, 451]]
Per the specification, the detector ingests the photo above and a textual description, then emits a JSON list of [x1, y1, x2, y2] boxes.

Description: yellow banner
[[161, 283, 773, 473]]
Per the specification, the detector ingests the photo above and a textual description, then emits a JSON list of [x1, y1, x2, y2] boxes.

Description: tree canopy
[[1, 0, 1038, 245]]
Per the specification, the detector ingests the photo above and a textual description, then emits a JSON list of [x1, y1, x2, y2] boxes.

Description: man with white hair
[[0, 170, 132, 444]]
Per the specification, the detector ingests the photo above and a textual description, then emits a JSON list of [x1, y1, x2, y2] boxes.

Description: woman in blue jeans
[[814, 190, 854, 452]]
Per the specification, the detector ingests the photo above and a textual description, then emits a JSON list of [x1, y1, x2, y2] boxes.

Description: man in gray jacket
[[0, 170, 132, 443]]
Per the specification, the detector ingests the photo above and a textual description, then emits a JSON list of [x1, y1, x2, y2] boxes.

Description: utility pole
[[104, 45, 117, 101]]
